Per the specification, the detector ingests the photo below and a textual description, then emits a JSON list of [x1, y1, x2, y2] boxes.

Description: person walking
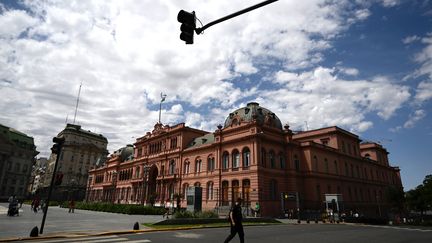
[[224, 198, 244, 243], [32, 196, 40, 213], [254, 202, 260, 217], [68, 199, 75, 213]]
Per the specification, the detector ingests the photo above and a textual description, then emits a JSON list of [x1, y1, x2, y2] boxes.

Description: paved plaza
[[0, 203, 163, 240]]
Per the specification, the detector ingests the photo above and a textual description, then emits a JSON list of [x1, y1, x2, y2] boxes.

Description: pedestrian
[[68, 199, 75, 213], [254, 202, 260, 217], [224, 198, 244, 243], [32, 196, 40, 213]]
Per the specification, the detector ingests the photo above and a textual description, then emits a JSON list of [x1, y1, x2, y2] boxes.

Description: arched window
[[232, 150, 240, 168], [207, 156, 215, 171], [135, 166, 140, 178], [169, 160, 175, 175], [324, 158, 329, 173], [194, 182, 201, 187], [232, 180, 240, 203], [261, 148, 267, 167], [279, 153, 286, 169], [269, 179, 278, 200], [269, 151, 275, 168], [207, 181, 214, 200], [365, 153, 371, 159], [294, 155, 300, 171], [183, 183, 189, 199], [222, 151, 229, 170], [313, 156, 318, 171], [334, 160, 338, 175], [242, 179, 250, 203], [184, 160, 190, 174], [222, 181, 229, 206], [242, 147, 250, 168], [195, 159, 202, 173]]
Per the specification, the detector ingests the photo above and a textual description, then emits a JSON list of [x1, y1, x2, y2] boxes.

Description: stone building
[[87, 102, 402, 218], [28, 157, 48, 195], [40, 123, 108, 201], [0, 124, 39, 200]]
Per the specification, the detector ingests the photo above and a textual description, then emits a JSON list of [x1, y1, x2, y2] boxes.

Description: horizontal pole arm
[[195, 0, 279, 34]]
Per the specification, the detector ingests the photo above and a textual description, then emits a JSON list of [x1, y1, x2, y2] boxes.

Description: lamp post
[[376, 195, 382, 218], [141, 165, 150, 205], [111, 171, 117, 203]]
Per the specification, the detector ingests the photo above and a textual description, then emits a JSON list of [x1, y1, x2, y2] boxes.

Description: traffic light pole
[[39, 140, 63, 234], [195, 0, 278, 34]]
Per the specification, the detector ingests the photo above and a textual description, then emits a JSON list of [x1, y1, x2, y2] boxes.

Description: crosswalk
[[37, 235, 151, 243]]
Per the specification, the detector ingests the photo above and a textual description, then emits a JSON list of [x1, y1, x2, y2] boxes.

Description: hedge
[[62, 202, 166, 215]]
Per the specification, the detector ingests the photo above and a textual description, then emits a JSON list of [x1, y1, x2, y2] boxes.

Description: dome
[[114, 144, 134, 162], [224, 102, 283, 130]]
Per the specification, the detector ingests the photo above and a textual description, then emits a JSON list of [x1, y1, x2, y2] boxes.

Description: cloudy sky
[[0, 0, 431, 190]]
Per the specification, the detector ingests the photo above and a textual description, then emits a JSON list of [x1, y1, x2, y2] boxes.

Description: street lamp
[[112, 171, 117, 203], [142, 165, 151, 205]]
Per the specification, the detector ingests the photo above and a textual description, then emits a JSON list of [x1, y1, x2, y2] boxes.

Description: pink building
[[87, 102, 402, 217]]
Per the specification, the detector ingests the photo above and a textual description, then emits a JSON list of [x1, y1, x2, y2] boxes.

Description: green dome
[[224, 102, 282, 130]]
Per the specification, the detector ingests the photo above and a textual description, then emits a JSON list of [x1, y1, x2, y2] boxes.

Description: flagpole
[[73, 82, 82, 124], [159, 93, 167, 124]]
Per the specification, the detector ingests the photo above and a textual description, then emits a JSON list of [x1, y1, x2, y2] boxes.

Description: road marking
[[39, 236, 151, 243], [41, 235, 118, 242], [174, 232, 203, 239], [364, 225, 432, 232], [81, 237, 129, 243], [117, 240, 151, 243]]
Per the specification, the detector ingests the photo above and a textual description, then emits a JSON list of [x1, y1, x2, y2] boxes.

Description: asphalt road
[[9, 224, 432, 243], [2, 203, 432, 243]]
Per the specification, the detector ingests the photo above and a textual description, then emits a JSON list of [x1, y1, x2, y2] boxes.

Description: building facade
[[87, 102, 402, 218], [40, 123, 108, 201], [0, 124, 39, 201]]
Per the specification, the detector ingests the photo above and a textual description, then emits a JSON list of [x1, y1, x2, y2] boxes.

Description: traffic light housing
[[177, 10, 196, 44], [51, 136, 65, 154]]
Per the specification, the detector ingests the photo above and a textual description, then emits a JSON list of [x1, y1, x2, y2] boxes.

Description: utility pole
[[40, 136, 65, 234]]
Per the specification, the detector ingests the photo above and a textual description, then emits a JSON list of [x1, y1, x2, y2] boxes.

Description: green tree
[[385, 185, 405, 214], [406, 174, 432, 219]]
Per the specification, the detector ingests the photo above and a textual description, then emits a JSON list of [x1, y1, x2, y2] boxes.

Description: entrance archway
[[147, 165, 158, 202]]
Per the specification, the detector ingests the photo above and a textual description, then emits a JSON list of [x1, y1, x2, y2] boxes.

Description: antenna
[[73, 82, 83, 124], [304, 121, 309, 131], [65, 114, 69, 124]]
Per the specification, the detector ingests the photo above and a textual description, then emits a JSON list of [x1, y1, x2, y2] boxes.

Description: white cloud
[[338, 67, 359, 76], [403, 109, 426, 128], [415, 81, 432, 103], [268, 66, 410, 131], [402, 35, 421, 44], [381, 0, 400, 7]]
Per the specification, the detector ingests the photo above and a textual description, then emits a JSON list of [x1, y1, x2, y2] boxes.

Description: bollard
[[30, 226, 39, 237], [133, 222, 139, 230]]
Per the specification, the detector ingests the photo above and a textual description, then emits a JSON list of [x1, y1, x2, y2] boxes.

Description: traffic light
[[54, 172, 63, 186], [177, 10, 196, 44], [51, 136, 65, 154]]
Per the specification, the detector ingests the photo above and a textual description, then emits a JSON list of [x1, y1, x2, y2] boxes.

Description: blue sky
[[0, 0, 431, 191]]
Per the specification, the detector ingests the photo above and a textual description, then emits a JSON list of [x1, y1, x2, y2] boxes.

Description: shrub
[[173, 210, 219, 219], [71, 202, 166, 215]]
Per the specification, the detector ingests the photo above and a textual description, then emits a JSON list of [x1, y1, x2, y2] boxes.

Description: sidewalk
[[0, 203, 164, 241]]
